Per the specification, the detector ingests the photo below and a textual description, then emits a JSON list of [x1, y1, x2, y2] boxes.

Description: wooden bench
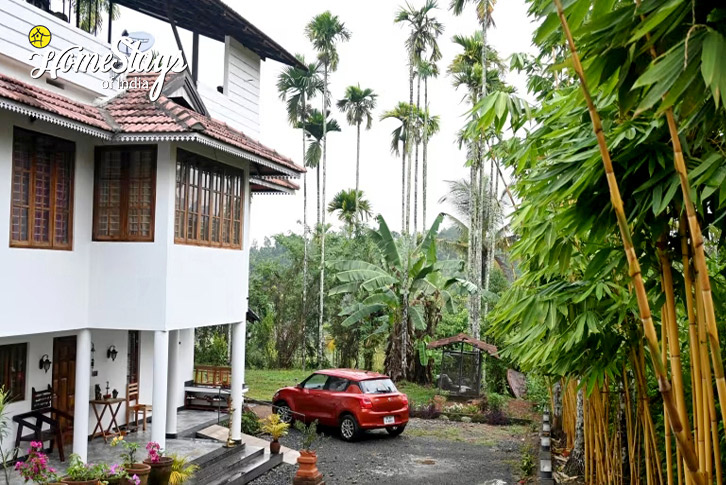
[[13, 386, 73, 462], [184, 365, 231, 411]]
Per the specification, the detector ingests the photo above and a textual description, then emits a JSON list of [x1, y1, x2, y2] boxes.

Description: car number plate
[[384, 416, 395, 425]]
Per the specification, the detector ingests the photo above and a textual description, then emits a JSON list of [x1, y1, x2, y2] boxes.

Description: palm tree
[[395, 1, 443, 235], [277, 54, 323, 368], [75, 0, 119, 35], [380, 102, 417, 234], [449, 1, 496, 340], [306, 11, 351, 364], [327, 189, 373, 233], [417, 59, 439, 230], [336, 85, 378, 215]]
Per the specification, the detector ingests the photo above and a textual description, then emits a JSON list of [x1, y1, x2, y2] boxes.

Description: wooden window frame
[[10, 128, 75, 250], [0, 343, 27, 403], [93, 146, 157, 242], [175, 149, 244, 249]]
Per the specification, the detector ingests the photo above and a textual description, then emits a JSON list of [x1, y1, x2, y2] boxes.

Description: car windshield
[[358, 378, 398, 394]]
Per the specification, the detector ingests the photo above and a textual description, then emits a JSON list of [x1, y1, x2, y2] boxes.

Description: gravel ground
[[250, 418, 532, 485]]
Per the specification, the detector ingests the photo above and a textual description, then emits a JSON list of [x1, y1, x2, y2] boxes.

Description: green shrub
[[487, 392, 508, 414], [241, 409, 261, 436]]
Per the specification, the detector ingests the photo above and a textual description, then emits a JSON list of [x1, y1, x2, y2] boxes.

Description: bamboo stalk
[[632, 0, 726, 433], [551, 2, 703, 480], [661, 297, 674, 485]]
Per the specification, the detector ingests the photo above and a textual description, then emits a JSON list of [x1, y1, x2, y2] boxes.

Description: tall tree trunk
[[318, 64, 328, 365], [483, 155, 496, 321], [301, 93, 308, 370], [401, 148, 407, 233], [406, 62, 414, 235], [468, 157, 479, 337], [413, 73, 421, 236], [355, 121, 361, 223], [422, 78, 429, 230], [565, 385, 585, 475]]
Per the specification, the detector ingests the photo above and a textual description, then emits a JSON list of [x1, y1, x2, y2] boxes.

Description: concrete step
[[190, 445, 264, 485], [223, 452, 284, 485]]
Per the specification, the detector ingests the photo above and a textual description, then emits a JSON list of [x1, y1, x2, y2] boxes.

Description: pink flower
[[131, 475, 141, 485]]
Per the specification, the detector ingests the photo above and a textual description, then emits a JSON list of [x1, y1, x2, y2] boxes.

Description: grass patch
[[396, 381, 438, 405], [246, 369, 310, 401], [407, 426, 494, 447], [245, 369, 440, 404]]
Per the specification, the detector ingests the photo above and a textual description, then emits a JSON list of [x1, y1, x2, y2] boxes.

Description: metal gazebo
[[427, 333, 499, 398]]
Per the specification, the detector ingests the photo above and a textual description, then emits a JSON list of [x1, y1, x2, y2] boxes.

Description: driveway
[[250, 418, 532, 485]]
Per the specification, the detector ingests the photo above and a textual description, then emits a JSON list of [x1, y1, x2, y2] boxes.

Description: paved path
[[250, 418, 531, 485]]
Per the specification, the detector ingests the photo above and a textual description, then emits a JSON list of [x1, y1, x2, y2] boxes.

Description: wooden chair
[[13, 385, 73, 462], [126, 382, 152, 431]]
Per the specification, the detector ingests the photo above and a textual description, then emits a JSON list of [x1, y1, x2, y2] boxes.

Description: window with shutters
[[10, 128, 74, 250], [93, 146, 156, 241], [175, 149, 244, 249], [0, 343, 27, 403]]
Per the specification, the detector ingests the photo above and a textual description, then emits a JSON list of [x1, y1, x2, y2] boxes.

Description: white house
[[0, 0, 304, 462]]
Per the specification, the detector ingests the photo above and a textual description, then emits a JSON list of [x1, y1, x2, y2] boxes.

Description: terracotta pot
[[125, 463, 151, 485], [293, 450, 323, 485], [142, 457, 173, 485], [60, 478, 99, 485], [270, 440, 281, 454]]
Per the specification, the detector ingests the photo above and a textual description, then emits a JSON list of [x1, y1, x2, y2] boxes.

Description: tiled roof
[[103, 73, 304, 174], [0, 74, 111, 131], [0, 73, 304, 176]]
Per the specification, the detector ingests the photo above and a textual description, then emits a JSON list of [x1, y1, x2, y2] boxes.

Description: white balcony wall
[[0, 0, 118, 103], [0, 113, 94, 338], [164, 142, 251, 329]]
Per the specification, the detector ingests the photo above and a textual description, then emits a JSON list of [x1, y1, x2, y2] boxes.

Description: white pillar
[[229, 321, 246, 442], [165, 330, 180, 438], [73, 329, 92, 462], [151, 330, 169, 448]]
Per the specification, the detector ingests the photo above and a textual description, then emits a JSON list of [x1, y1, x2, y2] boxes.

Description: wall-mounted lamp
[[107, 345, 118, 361], [39, 354, 51, 373]]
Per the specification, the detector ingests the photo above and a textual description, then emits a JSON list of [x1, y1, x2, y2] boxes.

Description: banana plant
[[328, 213, 474, 381]]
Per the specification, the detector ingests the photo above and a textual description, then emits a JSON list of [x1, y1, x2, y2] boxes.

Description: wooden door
[[127, 331, 140, 385], [52, 336, 76, 435]]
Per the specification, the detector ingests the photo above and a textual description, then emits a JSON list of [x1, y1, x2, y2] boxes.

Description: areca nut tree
[[381, 102, 418, 234], [417, 59, 440, 229], [277, 54, 323, 368], [327, 189, 373, 234], [305, 11, 351, 364], [395, 0, 443, 235], [336, 85, 378, 216]]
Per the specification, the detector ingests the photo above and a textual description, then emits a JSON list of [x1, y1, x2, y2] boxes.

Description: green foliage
[[486, 392, 508, 414], [525, 374, 550, 410], [519, 442, 537, 478], [64, 454, 108, 482], [168, 455, 199, 485], [295, 420, 322, 451], [241, 409, 261, 436], [0, 387, 13, 485], [194, 328, 229, 366]]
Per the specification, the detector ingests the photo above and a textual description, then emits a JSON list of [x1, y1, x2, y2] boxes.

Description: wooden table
[[90, 398, 124, 442]]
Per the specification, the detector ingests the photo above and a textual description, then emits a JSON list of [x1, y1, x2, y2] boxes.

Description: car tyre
[[386, 424, 406, 437], [275, 401, 294, 424], [339, 414, 360, 442]]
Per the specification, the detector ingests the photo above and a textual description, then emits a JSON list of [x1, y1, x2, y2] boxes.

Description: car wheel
[[339, 414, 360, 442], [275, 401, 293, 424], [386, 424, 407, 437]]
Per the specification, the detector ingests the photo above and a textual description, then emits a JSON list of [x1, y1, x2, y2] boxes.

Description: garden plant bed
[[249, 418, 532, 485]]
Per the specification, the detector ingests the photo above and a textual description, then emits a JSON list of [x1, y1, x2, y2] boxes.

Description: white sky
[[84, 0, 537, 243]]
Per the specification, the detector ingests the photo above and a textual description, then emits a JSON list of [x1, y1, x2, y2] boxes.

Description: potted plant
[[292, 420, 323, 485], [259, 414, 289, 455], [104, 465, 140, 485], [59, 454, 105, 485], [142, 442, 172, 485], [110, 436, 150, 485], [167, 455, 198, 485], [14, 441, 61, 485]]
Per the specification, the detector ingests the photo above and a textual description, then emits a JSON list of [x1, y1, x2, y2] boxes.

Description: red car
[[272, 369, 409, 441]]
